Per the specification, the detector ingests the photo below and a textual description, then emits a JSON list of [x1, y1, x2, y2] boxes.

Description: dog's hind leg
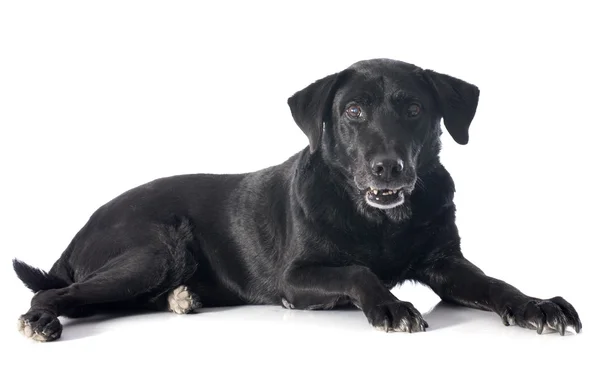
[[16, 218, 200, 341], [17, 245, 196, 342]]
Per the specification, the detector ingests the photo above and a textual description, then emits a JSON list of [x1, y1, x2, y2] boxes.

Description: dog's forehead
[[348, 58, 421, 75], [344, 59, 426, 97], [335, 64, 429, 103]]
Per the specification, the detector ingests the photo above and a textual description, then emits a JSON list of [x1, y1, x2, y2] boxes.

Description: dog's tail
[[12, 259, 70, 293]]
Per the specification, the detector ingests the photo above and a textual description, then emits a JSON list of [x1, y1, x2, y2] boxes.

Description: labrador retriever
[[13, 58, 582, 341]]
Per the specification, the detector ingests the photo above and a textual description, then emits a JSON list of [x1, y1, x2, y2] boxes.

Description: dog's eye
[[346, 105, 362, 118], [407, 103, 421, 118]]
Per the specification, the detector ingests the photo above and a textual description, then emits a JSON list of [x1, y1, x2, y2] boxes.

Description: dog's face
[[288, 59, 479, 213]]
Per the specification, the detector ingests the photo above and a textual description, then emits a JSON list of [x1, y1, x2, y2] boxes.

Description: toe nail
[[23, 325, 33, 337], [32, 333, 47, 342]]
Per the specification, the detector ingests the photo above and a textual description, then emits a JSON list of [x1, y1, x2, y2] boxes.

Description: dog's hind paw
[[168, 285, 202, 314], [17, 310, 62, 342]]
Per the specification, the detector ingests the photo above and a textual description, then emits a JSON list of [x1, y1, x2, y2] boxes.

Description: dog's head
[[288, 58, 479, 213]]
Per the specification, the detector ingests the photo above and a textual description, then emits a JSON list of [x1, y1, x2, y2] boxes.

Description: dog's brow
[[392, 90, 420, 102], [346, 92, 376, 105]]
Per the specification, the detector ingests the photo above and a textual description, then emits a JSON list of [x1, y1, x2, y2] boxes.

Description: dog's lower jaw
[[354, 194, 412, 224], [364, 190, 405, 209]]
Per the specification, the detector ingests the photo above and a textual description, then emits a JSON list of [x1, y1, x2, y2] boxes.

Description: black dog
[[14, 58, 581, 341]]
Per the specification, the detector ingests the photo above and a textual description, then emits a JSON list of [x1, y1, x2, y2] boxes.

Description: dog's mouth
[[364, 187, 405, 209]]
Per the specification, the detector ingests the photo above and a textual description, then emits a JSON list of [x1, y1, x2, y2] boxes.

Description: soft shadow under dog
[[422, 301, 499, 331], [58, 309, 157, 341]]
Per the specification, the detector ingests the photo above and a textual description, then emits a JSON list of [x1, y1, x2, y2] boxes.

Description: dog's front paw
[[501, 296, 582, 335], [364, 300, 428, 333]]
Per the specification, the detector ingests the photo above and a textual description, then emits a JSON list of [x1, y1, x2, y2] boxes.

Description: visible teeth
[[368, 188, 402, 197]]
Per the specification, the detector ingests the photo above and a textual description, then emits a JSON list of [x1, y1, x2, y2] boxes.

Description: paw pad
[[168, 285, 201, 314]]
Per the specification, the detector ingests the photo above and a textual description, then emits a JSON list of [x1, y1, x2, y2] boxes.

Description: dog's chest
[[333, 228, 418, 280]]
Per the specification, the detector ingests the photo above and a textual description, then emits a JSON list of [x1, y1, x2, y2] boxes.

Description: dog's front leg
[[284, 265, 428, 332], [416, 254, 582, 335]]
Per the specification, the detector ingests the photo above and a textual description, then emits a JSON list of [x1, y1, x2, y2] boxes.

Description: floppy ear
[[423, 69, 480, 145], [287, 72, 344, 153]]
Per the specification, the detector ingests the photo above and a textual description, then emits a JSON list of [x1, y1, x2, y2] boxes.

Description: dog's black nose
[[371, 157, 403, 180]]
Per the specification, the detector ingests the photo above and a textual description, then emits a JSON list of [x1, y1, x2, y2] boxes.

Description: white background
[[1, 1, 598, 373]]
